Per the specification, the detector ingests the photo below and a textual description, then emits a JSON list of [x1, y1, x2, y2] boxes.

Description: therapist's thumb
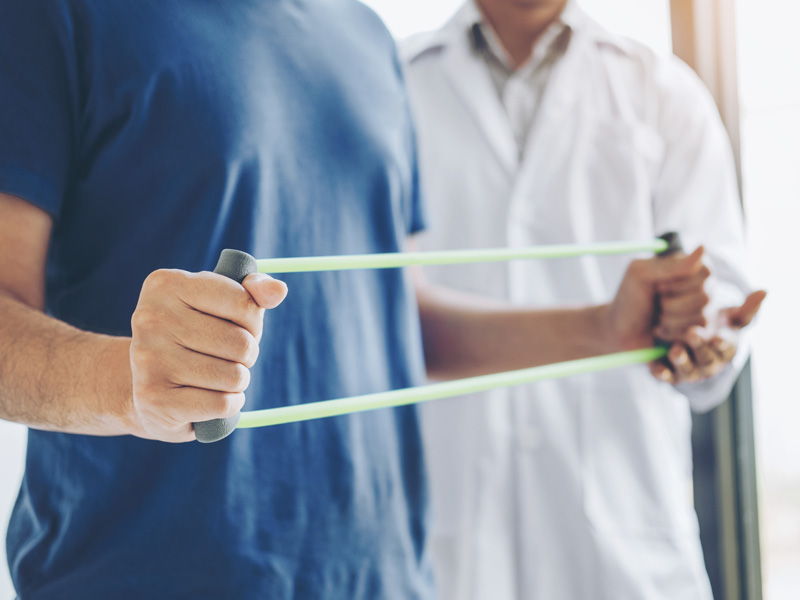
[[720, 290, 767, 329]]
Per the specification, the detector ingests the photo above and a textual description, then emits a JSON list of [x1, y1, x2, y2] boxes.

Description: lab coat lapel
[[440, 31, 518, 176]]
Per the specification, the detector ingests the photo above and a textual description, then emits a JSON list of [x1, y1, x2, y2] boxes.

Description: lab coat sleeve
[[651, 57, 753, 413]]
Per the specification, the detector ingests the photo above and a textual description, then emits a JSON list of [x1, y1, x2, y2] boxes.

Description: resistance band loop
[[238, 347, 667, 429], [256, 239, 669, 274]]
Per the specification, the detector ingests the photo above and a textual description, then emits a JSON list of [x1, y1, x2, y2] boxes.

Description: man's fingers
[[131, 267, 283, 442], [721, 290, 767, 328], [167, 309, 260, 367], [136, 388, 246, 439], [142, 345, 252, 393], [175, 388, 246, 423], [242, 273, 288, 310], [143, 269, 265, 336]]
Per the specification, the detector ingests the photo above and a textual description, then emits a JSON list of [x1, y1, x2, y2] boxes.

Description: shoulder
[[399, 29, 449, 67], [578, 15, 719, 129], [399, 3, 472, 70], [344, 0, 401, 56]]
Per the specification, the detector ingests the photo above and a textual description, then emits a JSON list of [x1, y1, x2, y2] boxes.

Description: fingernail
[[688, 332, 703, 348], [248, 273, 274, 282], [672, 352, 688, 366]]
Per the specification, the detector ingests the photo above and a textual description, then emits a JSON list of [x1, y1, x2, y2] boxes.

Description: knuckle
[[228, 363, 251, 393], [210, 393, 244, 418], [143, 269, 177, 294], [245, 304, 265, 334], [224, 393, 245, 417], [131, 307, 172, 338], [230, 329, 257, 364], [209, 394, 231, 417], [130, 307, 157, 333], [133, 383, 169, 416], [131, 348, 161, 376], [243, 337, 260, 368]]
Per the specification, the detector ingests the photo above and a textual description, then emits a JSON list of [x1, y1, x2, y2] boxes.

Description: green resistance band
[[238, 347, 667, 429], [193, 233, 683, 442], [257, 239, 669, 274]]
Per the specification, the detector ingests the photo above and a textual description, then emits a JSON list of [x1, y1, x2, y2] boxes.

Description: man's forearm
[[0, 292, 135, 435], [417, 282, 620, 380]]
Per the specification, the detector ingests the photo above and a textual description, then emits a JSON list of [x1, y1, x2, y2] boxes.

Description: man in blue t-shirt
[[0, 1, 712, 598]]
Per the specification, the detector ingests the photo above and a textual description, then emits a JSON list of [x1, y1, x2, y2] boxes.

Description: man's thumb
[[242, 273, 289, 309]]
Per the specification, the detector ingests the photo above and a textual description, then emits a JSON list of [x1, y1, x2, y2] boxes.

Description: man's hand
[[129, 269, 288, 442], [650, 290, 767, 384], [604, 246, 710, 351]]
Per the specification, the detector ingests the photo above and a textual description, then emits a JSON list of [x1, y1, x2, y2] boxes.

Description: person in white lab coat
[[402, 1, 764, 598]]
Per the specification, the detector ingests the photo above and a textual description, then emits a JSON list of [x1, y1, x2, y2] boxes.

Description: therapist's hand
[[129, 269, 288, 442], [606, 246, 710, 351], [650, 290, 767, 384]]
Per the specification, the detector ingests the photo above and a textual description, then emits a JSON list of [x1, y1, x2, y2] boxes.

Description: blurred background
[[0, 0, 796, 598]]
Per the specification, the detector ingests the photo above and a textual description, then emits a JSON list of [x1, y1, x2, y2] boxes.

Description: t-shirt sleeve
[[0, 0, 78, 218]]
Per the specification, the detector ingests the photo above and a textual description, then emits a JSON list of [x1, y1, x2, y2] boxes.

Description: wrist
[[93, 336, 140, 436], [592, 303, 627, 354]]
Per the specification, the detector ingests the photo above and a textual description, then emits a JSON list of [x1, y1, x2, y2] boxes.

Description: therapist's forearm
[[416, 281, 620, 380], [0, 291, 135, 435]]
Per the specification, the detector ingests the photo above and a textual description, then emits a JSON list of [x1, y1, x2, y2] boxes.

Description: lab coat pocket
[[580, 367, 697, 538]]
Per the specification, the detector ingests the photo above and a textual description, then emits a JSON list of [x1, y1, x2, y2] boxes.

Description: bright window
[[736, 0, 800, 597]]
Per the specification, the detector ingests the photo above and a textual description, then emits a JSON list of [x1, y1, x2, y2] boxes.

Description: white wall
[[0, 422, 26, 598], [737, 1, 800, 597]]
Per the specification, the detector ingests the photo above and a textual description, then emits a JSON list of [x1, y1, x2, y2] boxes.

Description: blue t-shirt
[[0, 1, 433, 598]]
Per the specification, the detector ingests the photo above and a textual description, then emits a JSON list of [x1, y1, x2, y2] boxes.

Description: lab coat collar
[[403, 1, 636, 65]]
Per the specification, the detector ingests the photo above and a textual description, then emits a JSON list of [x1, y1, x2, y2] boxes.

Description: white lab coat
[[401, 4, 751, 600]]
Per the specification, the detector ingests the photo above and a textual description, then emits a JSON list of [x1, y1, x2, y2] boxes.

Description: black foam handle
[[657, 231, 684, 256], [654, 232, 684, 351], [193, 249, 258, 444]]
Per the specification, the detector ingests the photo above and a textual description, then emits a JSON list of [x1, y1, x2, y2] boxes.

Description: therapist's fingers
[[684, 328, 728, 380], [630, 246, 706, 284], [660, 290, 710, 316], [653, 313, 708, 341], [709, 335, 738, 364], [667, 343, 700, 383], [656, 265, 711, 297], [649, 361, 675, 384], [719, 290, 767, 328]]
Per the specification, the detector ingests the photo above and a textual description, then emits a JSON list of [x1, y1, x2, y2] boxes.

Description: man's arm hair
[[0, 192, 135, 435]]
